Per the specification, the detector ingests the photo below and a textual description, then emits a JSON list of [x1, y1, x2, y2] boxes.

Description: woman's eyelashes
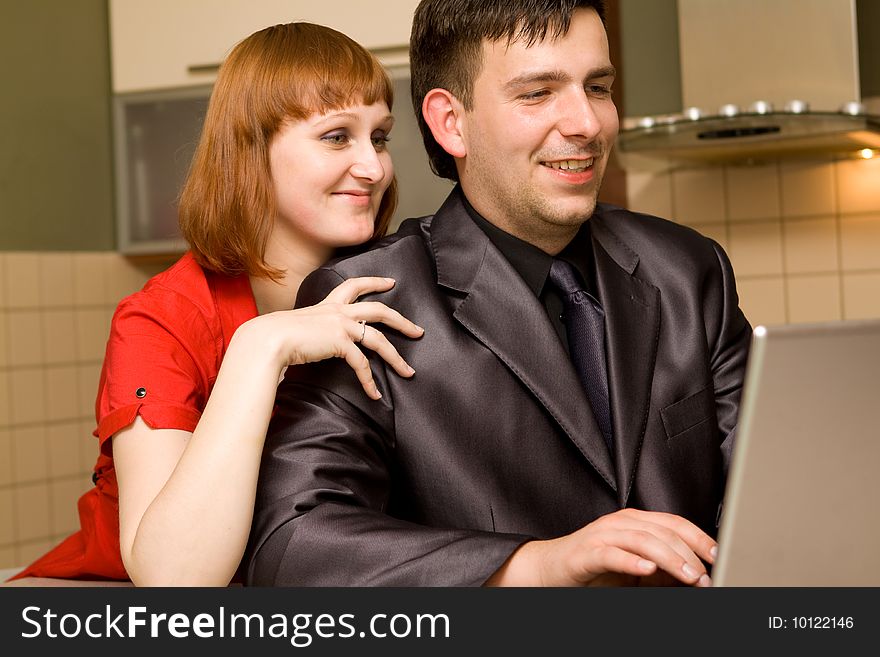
[[319, 129, 392, 151], [320, 130, 350, 147], [371, 131, 391, 150]]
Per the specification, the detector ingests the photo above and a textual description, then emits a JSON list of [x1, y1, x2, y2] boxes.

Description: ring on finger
[[357, 320, 367, 343]]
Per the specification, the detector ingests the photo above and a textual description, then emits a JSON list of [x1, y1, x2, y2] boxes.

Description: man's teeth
[[543, 159, 593, 171]]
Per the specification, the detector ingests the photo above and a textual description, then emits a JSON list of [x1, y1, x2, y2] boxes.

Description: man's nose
[[557, 89, 603, 141]]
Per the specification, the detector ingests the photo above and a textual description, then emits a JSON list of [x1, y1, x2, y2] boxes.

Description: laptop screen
[[713, 319, 880, 586]]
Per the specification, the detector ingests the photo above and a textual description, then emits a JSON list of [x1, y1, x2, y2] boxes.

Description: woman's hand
[[237, 276, 424, 400]]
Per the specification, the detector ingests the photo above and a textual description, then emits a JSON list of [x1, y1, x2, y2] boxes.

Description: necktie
[[549, 259, 614, 452]]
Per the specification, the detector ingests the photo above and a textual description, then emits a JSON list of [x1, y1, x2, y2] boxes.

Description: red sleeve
[[94, 288, 222, 455]]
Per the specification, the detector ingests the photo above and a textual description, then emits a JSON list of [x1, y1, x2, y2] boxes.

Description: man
[[246, 0, 751, 586]]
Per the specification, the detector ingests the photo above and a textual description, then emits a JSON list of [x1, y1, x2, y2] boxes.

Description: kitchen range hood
[[616, 0, 880, 169]]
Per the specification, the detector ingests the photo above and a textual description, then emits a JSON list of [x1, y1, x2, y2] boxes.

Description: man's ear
[[422, 88, 467, 159]]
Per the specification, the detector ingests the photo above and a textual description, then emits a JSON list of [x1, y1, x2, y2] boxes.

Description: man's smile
[[539, 158, 594, 172]]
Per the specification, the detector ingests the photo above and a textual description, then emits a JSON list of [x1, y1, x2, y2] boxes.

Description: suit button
[[136, 387, 147, 398]]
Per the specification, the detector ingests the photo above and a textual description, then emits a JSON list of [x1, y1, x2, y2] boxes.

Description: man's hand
[[485, 508, 717, 587]]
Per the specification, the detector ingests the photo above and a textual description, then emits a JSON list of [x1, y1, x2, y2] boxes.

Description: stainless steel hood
[[619, 109, 880, 169], [616, 0, 880, 169]]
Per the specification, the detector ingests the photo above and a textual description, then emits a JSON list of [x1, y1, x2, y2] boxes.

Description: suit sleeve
[[245, 267, 529, 586], [704, 241, 752, 475]]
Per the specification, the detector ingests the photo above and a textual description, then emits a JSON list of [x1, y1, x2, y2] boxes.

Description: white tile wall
[[836, 158, 880, 214], [843, 272, 880, 320], [726, 164, 781, 222], [39, 253, 75, 308], [839, 214, 880, 271], [736, 277, 787, 327], [627, 155, 880, 328], [780, 160, 837, 218], [782, 217, 839, 274], [787, 274, 842, 324], [0, 252, 169, 571], [728, 221, 784, 277], [3, 254, 41, 309], [672, 167, 727, 225]]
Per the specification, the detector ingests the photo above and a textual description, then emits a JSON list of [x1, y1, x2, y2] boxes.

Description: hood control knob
[[784, 100, 810, 114], [839, 101, 865, 116], [749, 100, 774, 114]]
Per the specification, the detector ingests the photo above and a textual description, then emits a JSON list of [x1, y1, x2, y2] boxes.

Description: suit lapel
[[592, 218, 661, 507], [431, 190, 617, 492]]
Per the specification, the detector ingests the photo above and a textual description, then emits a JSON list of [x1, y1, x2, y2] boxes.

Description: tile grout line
[[832, 158, 846, 319], [35, 257, 60, 541], [775, 160, 790, 324]]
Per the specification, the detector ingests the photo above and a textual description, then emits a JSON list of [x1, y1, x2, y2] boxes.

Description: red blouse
[[10, 252, 258, 580]]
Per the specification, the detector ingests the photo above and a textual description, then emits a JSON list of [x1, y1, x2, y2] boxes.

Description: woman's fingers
[[336, 317, 416, 399], [284, 276, 424, 398], [343, 301, 424, 337], [358, 323, 416, 378], [318, 277, 424, 338], [321, 277, 396, 305], [340, 341, 382, 400]]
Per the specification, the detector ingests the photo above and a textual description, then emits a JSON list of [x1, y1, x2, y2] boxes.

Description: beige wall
[[627, 156, 880, 327], [0, 254, 170, 571], [0, 0, 114, 251]]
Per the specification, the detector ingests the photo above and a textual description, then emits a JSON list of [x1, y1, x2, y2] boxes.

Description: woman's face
[[268, 101, 394, 258]]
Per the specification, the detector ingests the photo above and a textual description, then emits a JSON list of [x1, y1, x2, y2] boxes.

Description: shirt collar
[[460, 190, 596, 298]]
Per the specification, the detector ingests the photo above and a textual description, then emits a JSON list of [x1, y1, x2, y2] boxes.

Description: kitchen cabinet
[[113, 86, 209, 254], [108, 0, 419, 93]]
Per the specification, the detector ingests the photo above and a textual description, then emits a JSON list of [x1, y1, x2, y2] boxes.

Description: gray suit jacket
[[246, 188, 751, 586]]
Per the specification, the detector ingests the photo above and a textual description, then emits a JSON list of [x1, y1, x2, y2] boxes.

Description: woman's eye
[[371, 133, 391, 150], [321, 132, 349, 146]]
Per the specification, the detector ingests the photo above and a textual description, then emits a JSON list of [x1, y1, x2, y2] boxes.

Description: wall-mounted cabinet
[[109, 0, 419, 93], [113, 86, 209, 254]]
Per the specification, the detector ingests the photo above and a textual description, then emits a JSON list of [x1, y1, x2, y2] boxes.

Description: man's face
[[457, 8, 618, 252]]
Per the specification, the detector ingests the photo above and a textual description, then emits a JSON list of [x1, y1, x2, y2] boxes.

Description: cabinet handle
[[187, 63, 220, 75]]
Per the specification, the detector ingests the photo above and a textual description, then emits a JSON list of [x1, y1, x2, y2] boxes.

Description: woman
[[10, 22, 422, 586]]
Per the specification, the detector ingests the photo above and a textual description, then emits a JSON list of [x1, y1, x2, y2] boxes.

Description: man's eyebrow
[[588, 65, 617, 80], [503, 65, 617, 91], [503, 69, 568, 91]]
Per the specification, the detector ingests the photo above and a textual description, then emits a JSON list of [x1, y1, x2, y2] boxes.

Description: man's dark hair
[[410, 0, 606, 182]]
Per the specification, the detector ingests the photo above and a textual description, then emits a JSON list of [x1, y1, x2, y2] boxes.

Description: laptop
[[712, 319, 880, 586]]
